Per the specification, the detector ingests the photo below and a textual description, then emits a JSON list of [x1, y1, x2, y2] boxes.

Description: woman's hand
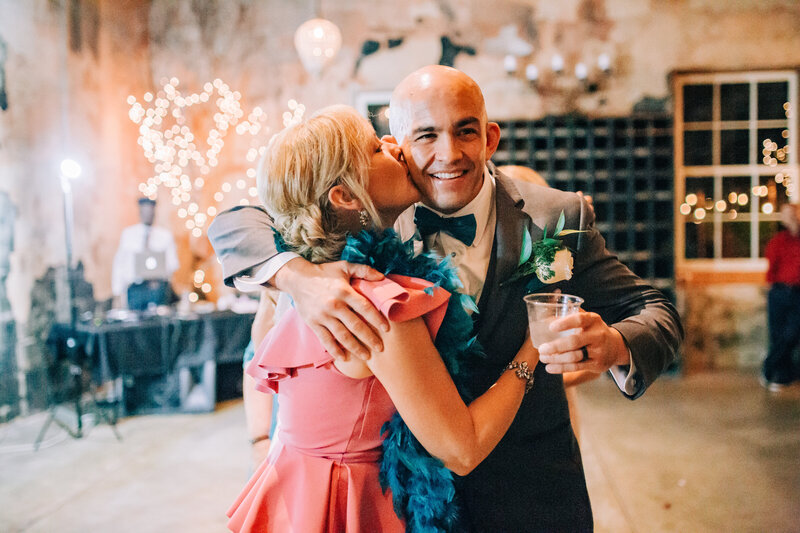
[[274, 258, 389, 360]]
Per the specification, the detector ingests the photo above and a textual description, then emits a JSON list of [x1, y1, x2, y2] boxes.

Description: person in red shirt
[[762, 203, 800, 391]]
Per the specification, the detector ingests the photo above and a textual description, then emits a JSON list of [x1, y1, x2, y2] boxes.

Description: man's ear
[[485, 122, 501, 159], [328, 184, 363, 211]]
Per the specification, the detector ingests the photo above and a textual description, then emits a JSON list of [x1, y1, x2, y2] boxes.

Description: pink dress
[[227, 274, 451, 533]]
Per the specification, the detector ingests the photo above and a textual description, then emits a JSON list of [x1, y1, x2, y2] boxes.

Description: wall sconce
[[524, 64, 539, 83], [503, 54, 518, 75], [550, 53, 564, 75], [507, 51, 613, 93]]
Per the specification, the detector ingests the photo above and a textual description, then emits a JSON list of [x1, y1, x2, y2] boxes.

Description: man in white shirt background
[[112, 197, 179, 310]]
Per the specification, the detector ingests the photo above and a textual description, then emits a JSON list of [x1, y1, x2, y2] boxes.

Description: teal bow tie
[[414, 206, 477, 246]]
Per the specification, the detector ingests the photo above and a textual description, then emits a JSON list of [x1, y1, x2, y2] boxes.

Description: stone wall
[[1, 0, 799, 414], [678, 283, 769, 373]]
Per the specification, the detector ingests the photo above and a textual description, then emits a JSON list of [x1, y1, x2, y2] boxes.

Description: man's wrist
[[272, 257, 306, 291], [611, 327, 632, 367]]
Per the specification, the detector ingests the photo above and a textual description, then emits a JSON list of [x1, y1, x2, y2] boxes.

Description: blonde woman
[[225, 106, 539, 533]]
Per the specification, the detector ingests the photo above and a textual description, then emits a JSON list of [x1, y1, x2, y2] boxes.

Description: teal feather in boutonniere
[[507, 211, 585, 293]]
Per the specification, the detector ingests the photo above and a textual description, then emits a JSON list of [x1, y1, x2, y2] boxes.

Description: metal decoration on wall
[[353, 38, 404, 76], [352, 33, 474, 74], [439, 35, 475, 67]]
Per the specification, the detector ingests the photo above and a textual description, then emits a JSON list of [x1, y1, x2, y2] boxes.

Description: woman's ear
[[328, 185, 363, 211]]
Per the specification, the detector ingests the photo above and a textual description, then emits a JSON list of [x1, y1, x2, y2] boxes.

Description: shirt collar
[[416, 166, 495, 242]]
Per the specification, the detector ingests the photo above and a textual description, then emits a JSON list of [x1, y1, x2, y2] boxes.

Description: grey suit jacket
[[207, 165, 683, 531]]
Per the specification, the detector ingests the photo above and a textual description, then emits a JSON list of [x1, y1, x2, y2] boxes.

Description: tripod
[[33, 301, 122, 450], [34, 164, 121, 450]]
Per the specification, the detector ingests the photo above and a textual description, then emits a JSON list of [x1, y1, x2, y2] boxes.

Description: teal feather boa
[[340, 229, 486, 533]]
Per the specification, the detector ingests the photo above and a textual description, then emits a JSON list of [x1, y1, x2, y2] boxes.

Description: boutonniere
[[507, 211, 584, 292]]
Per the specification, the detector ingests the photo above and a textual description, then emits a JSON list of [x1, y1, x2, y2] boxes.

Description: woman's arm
[[244, 290, 279, 467], [336, 317, 538, 476]]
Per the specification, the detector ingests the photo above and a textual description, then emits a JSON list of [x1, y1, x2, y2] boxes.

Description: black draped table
[[48, 310, 254, 415]]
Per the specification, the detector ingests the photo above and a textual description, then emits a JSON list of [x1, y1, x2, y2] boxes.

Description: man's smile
[[428, 169, 470, 180]]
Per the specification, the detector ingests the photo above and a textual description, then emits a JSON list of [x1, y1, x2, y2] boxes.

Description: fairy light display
[[128, 77, 306, 296]]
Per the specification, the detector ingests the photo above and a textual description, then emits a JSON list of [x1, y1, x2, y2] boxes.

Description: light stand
[[34, 160, 120, 449]]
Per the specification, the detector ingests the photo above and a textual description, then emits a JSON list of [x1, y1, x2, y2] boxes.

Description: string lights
[[128, 78, 307, 297], [681, 101, 792, 223], [128, 77, 272, 238]]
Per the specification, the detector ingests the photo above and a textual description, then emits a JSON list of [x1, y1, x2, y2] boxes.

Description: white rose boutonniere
[[507, 211, 584, 292], [541, 248, 574, 284]]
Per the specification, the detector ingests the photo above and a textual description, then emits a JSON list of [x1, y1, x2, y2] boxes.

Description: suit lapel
[[475, 170, 531, 334]]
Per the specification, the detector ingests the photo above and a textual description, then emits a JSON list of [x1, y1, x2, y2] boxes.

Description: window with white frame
[[674, 71, 798, 271]]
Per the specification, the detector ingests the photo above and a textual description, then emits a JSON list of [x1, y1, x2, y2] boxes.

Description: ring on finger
[[580, 346, 589, 362]]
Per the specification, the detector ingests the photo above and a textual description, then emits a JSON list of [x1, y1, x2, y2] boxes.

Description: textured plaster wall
[[1, 0, 799, 411]]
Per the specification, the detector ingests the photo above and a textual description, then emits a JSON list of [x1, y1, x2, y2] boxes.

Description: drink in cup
[[523, 293, 583, 348]]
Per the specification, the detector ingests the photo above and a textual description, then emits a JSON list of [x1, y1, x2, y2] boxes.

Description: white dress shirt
[[394, 167, 496, 307], [111, 223, 179, 297]]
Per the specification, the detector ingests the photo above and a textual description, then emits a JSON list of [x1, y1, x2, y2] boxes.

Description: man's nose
[[435, 134, 460, 162]]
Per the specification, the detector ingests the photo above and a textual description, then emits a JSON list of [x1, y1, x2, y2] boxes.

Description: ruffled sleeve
[[351, 274, 450, 339], [246, 309, 330, 393], [246, 274, 450, 394]]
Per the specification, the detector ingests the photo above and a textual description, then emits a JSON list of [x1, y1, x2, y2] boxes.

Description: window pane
[[722, 222, 751, 258], [720, 83, 750, 121], [683, 84, 713, 122], [722, 176, 752, 215], [681, 175, 715, 256], [720, 129, 750, 164], [684, 130, 713, 166], [759, 220, 782, 257], [761, 173, 792, 213], [758, 81, 789, 120], [758, 128, 789, 166], [367, 104, 391, 137], [685, 222, 713, 258], [680, 177, 714, 234]]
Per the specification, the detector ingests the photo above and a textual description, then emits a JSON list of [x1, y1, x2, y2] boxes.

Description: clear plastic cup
[[523, 293, 583, 348]]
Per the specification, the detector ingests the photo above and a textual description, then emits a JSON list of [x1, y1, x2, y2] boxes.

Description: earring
[[359, 210, 369, 229]]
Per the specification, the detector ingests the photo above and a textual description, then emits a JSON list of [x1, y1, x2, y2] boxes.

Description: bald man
[[209, 66, 682, 531]]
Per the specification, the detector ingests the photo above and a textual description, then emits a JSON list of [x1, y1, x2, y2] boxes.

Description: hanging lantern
[[294, 18, 342, 77]]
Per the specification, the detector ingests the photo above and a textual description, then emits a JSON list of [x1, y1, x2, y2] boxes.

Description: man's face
[[139, 202, 155, 226], [396, 85, 500, 214]]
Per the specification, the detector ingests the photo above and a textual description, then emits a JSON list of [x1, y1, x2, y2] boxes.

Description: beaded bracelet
[[505, 361, 535, 393]]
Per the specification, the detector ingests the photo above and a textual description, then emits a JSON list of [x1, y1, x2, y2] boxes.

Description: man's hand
[[273, 258, 389, 360], [536, 311, 629, 374]]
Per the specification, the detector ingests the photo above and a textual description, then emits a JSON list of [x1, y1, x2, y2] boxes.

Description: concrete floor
[[1, 371, 798, 533]]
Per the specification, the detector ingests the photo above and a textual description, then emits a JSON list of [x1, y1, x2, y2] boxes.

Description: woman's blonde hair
[[257, 105, 381, 263]]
